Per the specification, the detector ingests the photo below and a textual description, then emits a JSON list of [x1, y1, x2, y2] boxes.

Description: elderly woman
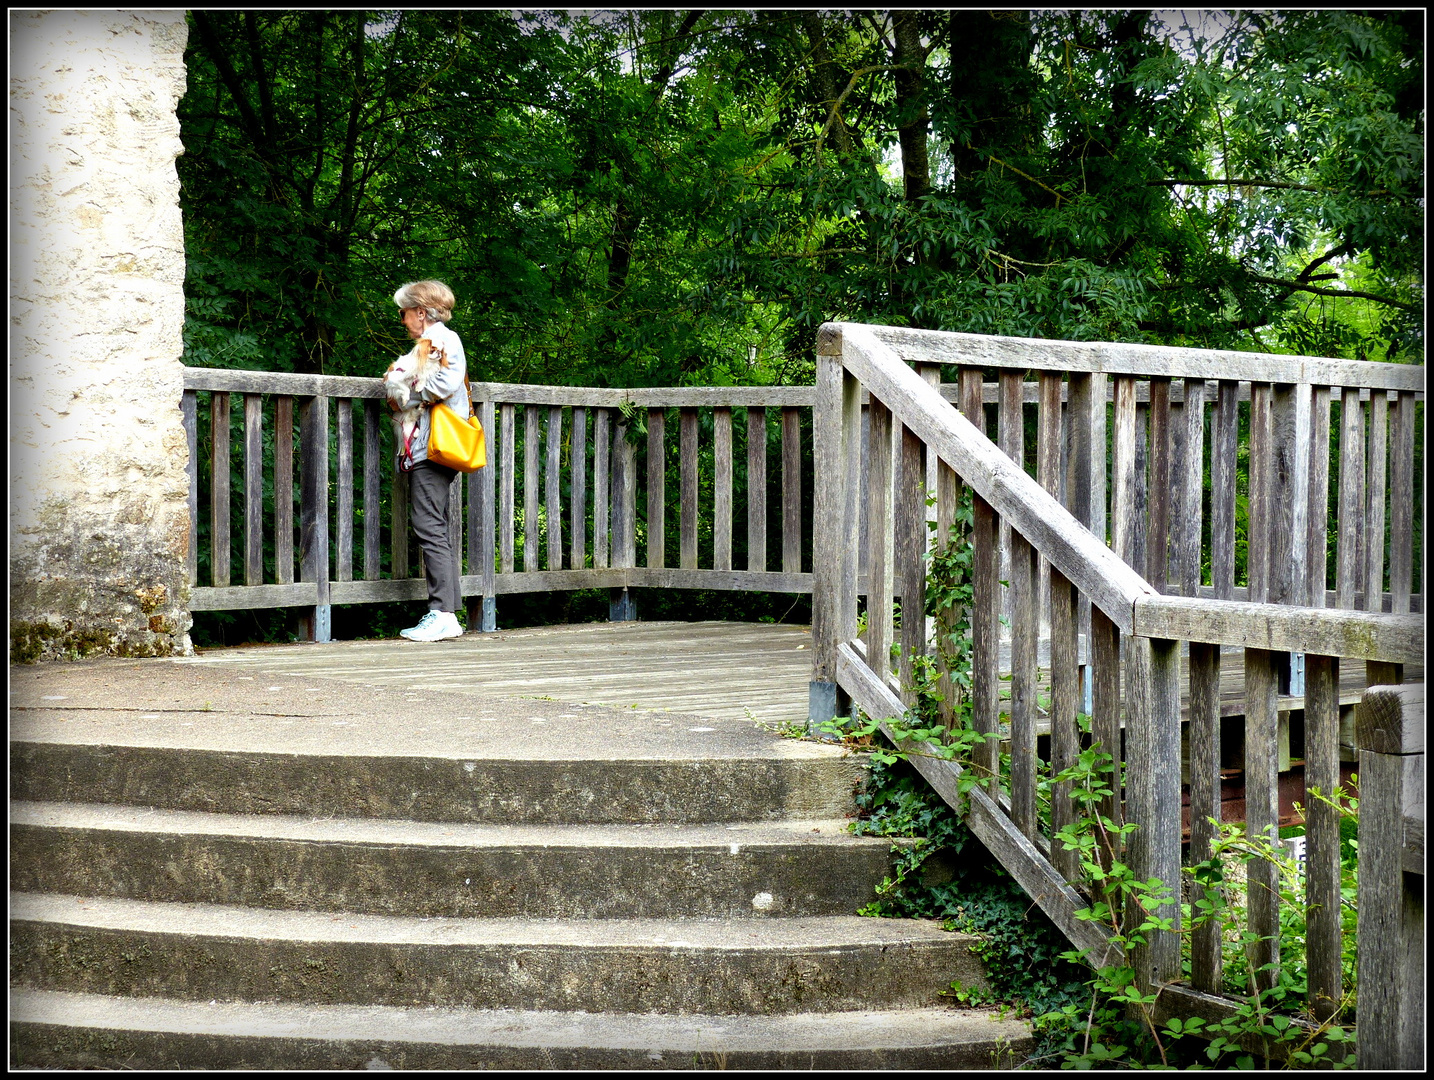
[[388, 279, 467, 641]]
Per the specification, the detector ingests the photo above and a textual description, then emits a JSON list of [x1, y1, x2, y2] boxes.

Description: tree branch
[[1148, 178, 1394, 198], [1244, 273, 1421, 312]]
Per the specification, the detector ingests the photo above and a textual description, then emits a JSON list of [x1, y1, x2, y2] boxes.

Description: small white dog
[[383, 337, 448, 450]]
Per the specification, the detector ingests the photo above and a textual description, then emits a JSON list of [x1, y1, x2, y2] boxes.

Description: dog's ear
[[418, 338, 450, 368]]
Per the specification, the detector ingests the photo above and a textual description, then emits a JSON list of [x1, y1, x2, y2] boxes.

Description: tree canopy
[[177, 9, 1424, 384]]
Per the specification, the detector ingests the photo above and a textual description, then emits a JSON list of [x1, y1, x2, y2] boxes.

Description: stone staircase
[[9, 648, 1031, 1069]]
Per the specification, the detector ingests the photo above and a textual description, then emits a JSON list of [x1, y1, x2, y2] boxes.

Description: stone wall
[[10, 10, 192, 663]]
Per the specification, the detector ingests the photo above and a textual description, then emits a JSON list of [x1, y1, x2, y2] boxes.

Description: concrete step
[[11, 893, 994, 1015], [10, 802, 902, 919], [10, 740, 863, 825], [9, 988, 1033, 1070]]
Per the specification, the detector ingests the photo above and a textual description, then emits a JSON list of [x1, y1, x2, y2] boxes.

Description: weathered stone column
[[10, 10, 192, 662]]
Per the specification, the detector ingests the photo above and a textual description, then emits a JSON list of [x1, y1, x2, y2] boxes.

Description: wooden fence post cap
[[1356, 684, 1426, 755]]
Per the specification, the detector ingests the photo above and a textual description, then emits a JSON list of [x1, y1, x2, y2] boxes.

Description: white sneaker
[[401, 610, 463, 641]]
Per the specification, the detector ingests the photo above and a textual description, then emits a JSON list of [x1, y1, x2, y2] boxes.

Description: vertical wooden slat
[[612, 416, 637, 570], [1270, 384, 1300, 606], [390, 463, 409, 580], [1038, 373, 1063, 630], [1049, 566, 1080, 881], [896, 421, 925, 704], [275, 397, 294, 585], [962, 369, 1000, 794], [1335, 387, 1364, 610], [1247, 383, 1273, 603], [810, 347, 860, 722], [244, 394, 264, 586], [647, 407, 666, 569], [1090, 606, 1122, 850], [866, 399, 893, 683], [499, 403, 515, 574], [1187, 640, 1223, 992], [1177, 379, 1205, 597], [570, 406, 587, 572], [363, 400, 381, 581], [714, 406, 733, 571], [1306, 386, 1331, 608], [680, 407, 699, 570], [1009, 530, 1038, 840], [1243, 646, 1281, 993], [1365, 390, 1389, 611], [1303, 653, 1341, 1020], [1211, 381, 1239, 600], [298, 394, 331, 641], [998, 371, 1023, 622], [1111, 375, 1138, 566], [1147, 377, 1171, 589], [1387, 391, 1415, 613], [546, 405, 563, 571], [478, 399, 497, 629], [210, 392, 231, 588], [746, 406, 767, 572], [334, 398, 352, 583], [592, 408, 609, 570], [782, 407, 802, 574], [933, 454, 959, 731], [182, 390, 198, 586], [1066, 371, 1098, 713], [524, 405, 540, 573]]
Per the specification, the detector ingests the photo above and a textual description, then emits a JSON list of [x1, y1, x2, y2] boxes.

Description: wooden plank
[[274, 397, 294, 586], [328, 578, 426, 604], [714, 406, 733, 571], [647, 407, 666, 569], [810, 353, 847, 688], [499, 403, 515, 575], [1210, 381, 1239, 600], [210, 391, 231, 588], [1303, 653, 1342, 1021], [1269, 383, 1300, 605], [298, 395, 331, 618], [1365, 390, 1389, 613], [972, 489, 1001, 795], [524, 405, 540, 573], [998, 370, 1025, 620], [244, 394, 264, 586], [592, 408, 609, 570], [1356, 684, 1426, 755], [1187, 640, 1223, 993], [1009, 531, 1038, 840], [1246, 383, 1273, 602], [1147, 377, 1171, 589], [782, 407, 802, 574], [1335, 387, 1364, 610], [482, 568, 630, 596], [466, 382, 820, 408], [1177, 378, 1205, 596], [546, 406, 563, 571], [1243, 646, 1280, 993], [611, 416, 637, 569], [478, 399, 497, 613], [680, 407, 699, 570], [184, 368, 387, 398], [1038, 372, 1063, 635], [1387, 391, 1415, 613], [934, 450, 959, 731], [866, 399, 893, 685], [1306, 386, 1331, 607], [182, 390, 198, 586], [1049, 567, 1080, 882], [627, 567, 812, 593], [1111, 376, 1138, 566], [189, 582, 321, 611], [333, 398, 352, 584], [570, 406, 587, 572], [746, 406, 767, 572], [363, 400, 381, 581], [1090, 606, 1122, 846], [897, 420, 926, 704]]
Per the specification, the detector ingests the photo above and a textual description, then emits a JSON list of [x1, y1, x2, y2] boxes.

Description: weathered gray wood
[[972, 488, 1001, 796], [1090, 606, 1123, 846], [810, 353, 849, 689], [782, 407, 802, 574], [714, 406, 733, 571], [1187, 640, 1222, 993], [680, 407, 699, 570], [934, 455, 959, 730], [1302, 653, 1341, 1020], [866, 399, 893, 685], [184, 368, 387, 399], [1335, 387, 1364, 609], [524, 406, 540, 573], [244, 394, 264, 586], [1247, 383, 1273, 602], [1365, 390, 1389, 613], [1150, 984, 1350, 1065], [1132, 593, 1422, 664], [210, 392, 231, 588], [627, 567, 812, 594], [837, 325, 1152, 632], [998, 370, 1025, 619], [1049, 566, 1080, 882], [1037, 372, 1063, 638], [570, 407, 587, 572], [1177, 378, 1205, 596], [546, 406, 563, 571], [298, 395, 331, 629], [1356, 684, 1426, 755], [1146, 378, 1171, 589], [390, 462, 409, 581], [1009, 530, 1038, 840], [274, 397, 294, 586], [1123, 634, 1181, 989], [482, 568, 630, 596], [746, 406, 767, 572], [478, 399, 498, 611], [499, 403, 515, 575], [1306, 386, 1331, 607], [858, 322, 1426, 391], [189, 582, 321, 611], [334, 398, 352, 584], [446, 470, 463, 594], [465, 381, 819, 408], [1270, 383, 1301, 605], [611, 417, 637, 569], [592, 408, 610, 570], [897, 421, 926, 704], [364, 400, 382, 581], [1210, 380, 1239, 600], [647, 407, 666, 569], [1387, 391, 1415, 614], [328, 578, 426, 604], [182, 390, 198, 586], [1243, 646, 1281, 993], [1111, 376, 1138, 567]]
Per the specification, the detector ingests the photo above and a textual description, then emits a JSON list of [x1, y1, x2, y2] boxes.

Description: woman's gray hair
[[393, 280, 455, 323]]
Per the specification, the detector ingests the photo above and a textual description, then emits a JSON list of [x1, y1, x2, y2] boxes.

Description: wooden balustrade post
[[1355, 683, 1425, 1071], [647, 407, 666, 569], [524, 405, 540, 574], [245, 393, 266, 586], [865, 399, 893, 688], [298, 394, 331, 642], [499, 403, 515, 576], [546, 406, 563, 571], [210, 391, 231, 588], [182, 390, 198, 587], [1303, 653, 1342, 1020], [810, 325, 859, 731], [477, 399, 497, 631], [1187, 639, 1223, 992], [609, 414, 637, 620], [745, 406, 767, 572]]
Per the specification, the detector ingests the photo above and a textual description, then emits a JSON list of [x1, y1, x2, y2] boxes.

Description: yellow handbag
[[427, 394, 486, 472]]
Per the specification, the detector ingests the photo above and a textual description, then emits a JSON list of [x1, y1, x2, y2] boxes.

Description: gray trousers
[[409, 460, 461, 613]]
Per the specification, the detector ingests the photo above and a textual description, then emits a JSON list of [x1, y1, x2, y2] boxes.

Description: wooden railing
[[809, 321, 1423, 1037], [181, 369, 816, 638]]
